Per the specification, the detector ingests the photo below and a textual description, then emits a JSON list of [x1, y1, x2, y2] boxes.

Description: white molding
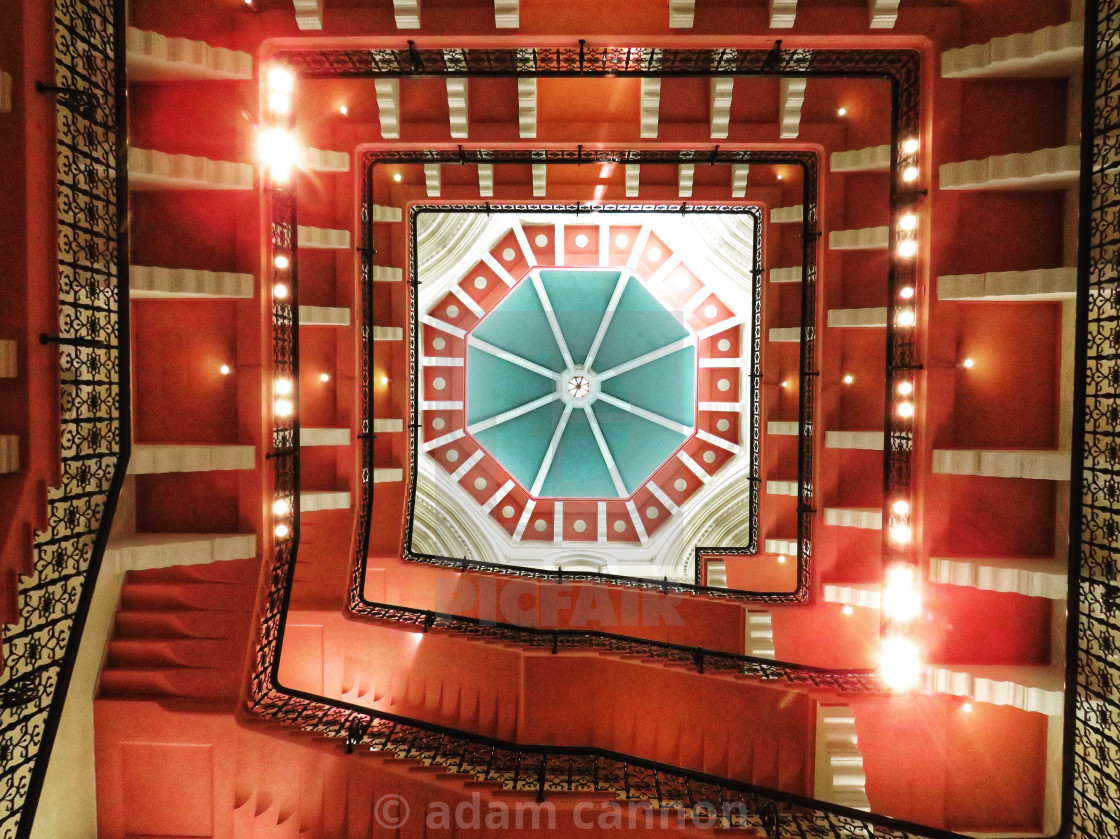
[[128, 147, 253, 190], [770, 0, 798, 28], [125, 28, 252, 80], [764, 538, 798, 555], [929, 557, 1068, 599], [710, 77, 734, 139], [766, 480, 798, 496], [292, 0, 323, 29], [731, 163, 749, 197], [769, 266, 802, 284], [518, 77, 537, 138], [478, 164, 494, 197], [829, 226, 890, 250], [779, 78, 807, 139], [625, 164, 640, 197], [373, 326, 404, 341], [532, 164, 546, 197], [128, 444, 254, 474], [937, 268, 1077, 301], [299, 147, 348, 174], [0, 341, 15, 378], [825, 430, 883, 450], [822, 584, 882, 609], [300, 427, 350, 447], [830, 144, 891, 173], [446, 78, 469, 138], [373, 266, 403, 283], [374, 79, 400, 139], [824, 507, 882, 530], [297, 226, 350, 249], [669, 0, 696, 27], [374, 468, 405, 483], [706, 560, 728, 588], [299, 306, 351, 327], [746, 611, 776, 658], [932, 449, 1070, 481], [678, 163, 695, 198], [0, 435, 17, 473], [814, 705, 871, 811], [767, 421, 799, 436], [827, 307, 888, 328], [869, 0, 900, 29], [373, 204, 403, 223], [640, 78, 661, 139], [105, 532, 257, 568], [770, 204, 803, 224], [299, 491, 352, 512], [939, 145, 1079, 190], [373, 419, 405, 433], [131, 266, 253, 299], [768, 327, 800, 342], [941, 21, 1083, 79], [425, 163, 441, 197], [927, 666, 1065, 716], [393, 0, 421, 28], [494, 0, 519, 27]]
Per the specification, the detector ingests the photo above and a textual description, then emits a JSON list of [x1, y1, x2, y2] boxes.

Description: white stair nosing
[[374, 468, 404, 483], [300, 427, 351, 447], [932, 449, 1070, 481], [929, 557, 1067, 599], [829, 226, 890, 251], [823, 507, 883, 530], [827, 308, 888, 328], [830, 144, 892, 173], [824, 430, 884, 451], [128, 147, 254, 191], [125, 28, 253, 80], [299, 306, 351, 327], [130, 266, 253, 299], [941, 21, 1084, 79], [939, 145, 1080, 191], [128, 444, 255, 474], [104, 532, 257, 573], [770, 204, 804, 224], [299, 490, 353, 512], [297, 226, 351, 249], [299, 147, 350, 173], [937, 268, 1077, 301]]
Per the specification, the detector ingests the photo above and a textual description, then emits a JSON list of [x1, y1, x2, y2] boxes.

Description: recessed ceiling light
[[838, 107, 847, 116]]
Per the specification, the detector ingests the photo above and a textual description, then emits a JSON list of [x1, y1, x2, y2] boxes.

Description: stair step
[[97, 667, 242, 701], [105, 637, 244, 668], [119, 580, 255, 611], [112, 607, 250, 639]]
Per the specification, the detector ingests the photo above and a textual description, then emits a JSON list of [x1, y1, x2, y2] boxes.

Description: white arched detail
[[411, 474, 506, 564]]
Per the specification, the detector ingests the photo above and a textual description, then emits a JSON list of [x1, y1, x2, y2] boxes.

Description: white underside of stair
[[299, 490, 352, 512], [830, 144, 891, 173], [939, 145, 1079, 190], [828, 307, 887, 328], [297, 226, 351, 249], [940, 21, 1083, 79], [746, 611, 776, 659], [103, 533, 257, 573], [374, 327, 404, 341], [130, 266, 254, 299], [374, 468, 404, 483], [814, 704, 871, 812], [129, 147, 254, 190], [769, 267, 803, 284], [770, 204, 803, 224], [932, 449, 1070, 481], [299, 147, 350, 172], [300, 427, 350, 447], [829, 226, 890, 250], [764, 538, 798, 556], [128, 444, 255, 474], [768, 327, 801, 342], [822, 584, 881, 609], [766, 479, 799, 496], [373, 419, 404, 433], [706, 561, 728, 588], [825, 430, 884, 450], [767, 421, 799, 436], [927, 665, 1065, 715], [929, 557, 1067, 599], [824, 507, 882, 530], [125, 27, 253, 80], [937, 268, 1077, 301], [299, 306, 351, 326]]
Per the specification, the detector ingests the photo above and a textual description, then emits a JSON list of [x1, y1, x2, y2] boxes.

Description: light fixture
[[962, 703, 973, 713], [897, 381, 913, 395], [892, 499, 911, 516], [274, 254, 290, 270], [379, 374, 389, 386], [273, 283, 289, 299], [274, 378, 293, 395], [882, 564, 922, 623], [777, 554, 787, 564], [776, 173, 783, 181], [219, 364, 231, 375], [899, 212, 918, 231], [268, 91, 291, 115], [900, 286, 915, 300], [897, 401, 915, 418], [843, 374, 854, 384], [258, 127, 298, 182], [897, 309, 916, 327], [320, 372, 331, 382], [962, 357, 975, 369], [902, 165, 919, 183], [837, 107, 847, 116], [267, 66, 294, 94], [393, 172, 402, 182], [339, 104, 348, 115], [274, 523, 290, 539], [902, 137, 920, 155], [272, 497, 292, 516], [780, 379, 789, 388], [897, 239, 918, 258], [889, 523, 912, 544], [842, 605, 854, 616], [274, 399, 293, 417], [880, 635, 923, 692]]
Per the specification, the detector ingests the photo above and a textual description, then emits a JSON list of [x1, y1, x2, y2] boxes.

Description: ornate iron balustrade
[[0, 0, 128, 837]]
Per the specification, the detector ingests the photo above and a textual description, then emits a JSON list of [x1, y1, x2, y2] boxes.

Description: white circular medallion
[[573, 520, 587, 533], [615, 233, 629, 248], [567, 375, 590, 399], [447, 449, 459, 463], [432, 417, 446, 430], [703, 450, 716, 464], [575, 233, 589, 248], [473, 477, 487, 490], [502, 247, 516, 261], [533, 519, 547, 532], [717, 378, 731, 392], [446, 304, 460, 318], [717, 338, 731, 352], [704, 304, 719, 319], [648, 247, 662, 261], [474, 276, 487, 289], [501, 505, 515, 519], [646, 506, 660, 519], [535, 234, 548, 247], [674, 478, 687, 492], [613, 520, 626, 533], [433, 336, 446, 350], [716, 418, 730, 432], [433, 377, 446, 391]]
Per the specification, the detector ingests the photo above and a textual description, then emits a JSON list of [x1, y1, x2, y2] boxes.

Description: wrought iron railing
[[0, 0, 128, 837]]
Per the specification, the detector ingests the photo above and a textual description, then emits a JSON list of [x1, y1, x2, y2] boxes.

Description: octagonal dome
[[466, 268, 696, 499]]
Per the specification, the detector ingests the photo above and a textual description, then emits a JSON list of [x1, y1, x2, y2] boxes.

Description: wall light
[[837, 107, 847, 117], [842, 605, 854, 616], [892, 499, 910, 516], [897, 381, 913, 396], [897, 239, 918, 259], [900, 286, 915, 300], [339, 105, 348, 115], [272, 498, 293, 516], [274, 378, 293, 395], [962, 357, 975, 369], [393, 172, 402, 182], [902, 137, 920, 155], [780, 379, 789, 388], [961, 703, 973, 713], [880, 635, 923, 692], [274, 523, 290, 539], [902, 166, 919, 183], [320, 372, 331, 382], [889, 523, 912, 544], [268, 91, 291, 115], [274, 399, 293, 417], [258, 128, 298, 182], [882, 564, 922, 623], [274, 254, 290, 270], [899, 212, 918, 232], [897, 309, 916, 327], [777, 554, 787, 564], [267, 66, 294, 94], [897, 401, 915, 418], [273, 283, 289, 299], [219, 364, 231, 375], [843, 374, 854, 384], [379, 375, 389, 386]]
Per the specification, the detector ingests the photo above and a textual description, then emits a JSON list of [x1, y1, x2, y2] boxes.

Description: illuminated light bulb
[[267, 66, 295, 94], [258, 128, 298, 182], [274, 254, 290, 270], [842, 605, 854, 616], [962, 703, 973, 713], [962, 357, 975, 369], [890, 523, 912, 544], [897, 309, 916, 327], [899, 212, 918, 232], [268, 91, 291, 115], [843, 374, 854, 385], [897, 239, 918, 258], [339, 105, 348, 115], [902, 137, 920, 155], [274, 523, 290, 539], [777, 554, 787, 564], [320, 372, 331, 382], [776, 174, 783, 181], [273, 497, 292, 516], [274, 378, 293, 395], [393, 172, 402, 182], [837, 107, 847, 116], [780, 379, 789, 388], [900, 286, 915, 300], [902, 165, 919, 183], [880, 635, 923, 692], [892, 499, 911, 516], [379, 375, 389, 386], [273, 283, 289, 299], [897, 401, 915, 418], [219, 364, 231, 375], [883, 564, 922, 623], [897, 381, 914, 396], [274, 398, 293, 417]]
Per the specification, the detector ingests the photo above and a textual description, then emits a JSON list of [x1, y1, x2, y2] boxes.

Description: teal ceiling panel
[[539, 269, 622, 364], [599, 346, 697, 428], [470, 280, 565, 370], [465, 348, 557, 425], [593, 400, 688, 493]]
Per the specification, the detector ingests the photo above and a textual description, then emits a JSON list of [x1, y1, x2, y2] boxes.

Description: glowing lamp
[[274, 254, 289, 270], [902, 137, 919, 155], [882, 564, 922, 623], [897, 309, 916, 327], [267, 66, 294, 94], [274, 378, 293, 395], [900, 286, 915, 300], [272, 498, 292, 516], [889, 523, 912, 544], [897, 239, 918, 258], [902, 166, 919, 183], [892, 499, 910, 516], [843, 374, 854, 385], [899, 213, 918, 232], [219, 364, 231, 375], [897, 381, 913, 396], [320, 372, 331, 382], [273, 283, 289, 299], [274, 399, 293, 417], [962, 358, 975, 369], [258, 128, 298, 182], [274, 523, 290, 539], [880, 635, 923, 692]]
